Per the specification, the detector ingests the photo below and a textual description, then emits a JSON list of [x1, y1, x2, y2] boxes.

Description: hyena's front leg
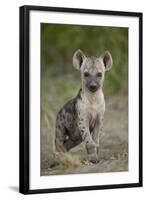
[[91, 114, 104, 155], [77, 119, 99, 163]]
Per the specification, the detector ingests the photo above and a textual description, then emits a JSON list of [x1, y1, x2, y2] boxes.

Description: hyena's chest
[[77, 97, 105, 126]]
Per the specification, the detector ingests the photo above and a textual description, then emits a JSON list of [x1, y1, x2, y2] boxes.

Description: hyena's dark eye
[[97, 72, 102, 78], [84, 72, 90, 77]]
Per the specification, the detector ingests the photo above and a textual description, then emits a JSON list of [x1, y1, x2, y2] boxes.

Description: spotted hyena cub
[[55, 49, 112, 164]]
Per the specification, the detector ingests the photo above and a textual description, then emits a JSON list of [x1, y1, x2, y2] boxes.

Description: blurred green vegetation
[[40, 23, 128, 128], [41, 23, 128, 96]]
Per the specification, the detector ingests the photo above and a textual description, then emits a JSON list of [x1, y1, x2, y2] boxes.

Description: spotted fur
[[55, 49, 112, 163]]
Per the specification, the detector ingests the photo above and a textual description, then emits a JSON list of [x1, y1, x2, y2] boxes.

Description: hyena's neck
[[80, 87, 104, 105]]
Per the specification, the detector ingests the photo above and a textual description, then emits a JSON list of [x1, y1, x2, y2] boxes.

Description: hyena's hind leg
[[55, 124, 67, 153], [55, 126, 82, 152], [48, 126, 66, 168], [48, 129, 79, 168], [63, 134, 82, 151]]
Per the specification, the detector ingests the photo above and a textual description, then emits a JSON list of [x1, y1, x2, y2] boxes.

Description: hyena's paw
[[48, 152, 60, 168], [48, 160, 59, 168], [88, 153, 100, 164], [86, 141, 97, 154]]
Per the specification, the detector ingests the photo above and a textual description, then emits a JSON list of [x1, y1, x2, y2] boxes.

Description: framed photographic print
[[19, 5, 143, 194]]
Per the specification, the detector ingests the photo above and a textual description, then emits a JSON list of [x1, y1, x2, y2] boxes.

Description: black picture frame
[[19, 5, 143, 194]]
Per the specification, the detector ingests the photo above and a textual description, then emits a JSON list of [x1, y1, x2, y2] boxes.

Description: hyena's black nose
[[89, 84, 97, 92]]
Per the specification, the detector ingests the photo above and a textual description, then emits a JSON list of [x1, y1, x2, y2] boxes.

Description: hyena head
[[73, 49, 113, 93]]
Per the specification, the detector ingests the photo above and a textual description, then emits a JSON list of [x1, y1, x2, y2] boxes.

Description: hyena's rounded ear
[[73, 49, 86, 70], [101, 51, 113, 71]]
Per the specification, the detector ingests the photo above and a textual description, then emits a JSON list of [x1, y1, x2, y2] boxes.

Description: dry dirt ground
[[41, 92, 128, 176]]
